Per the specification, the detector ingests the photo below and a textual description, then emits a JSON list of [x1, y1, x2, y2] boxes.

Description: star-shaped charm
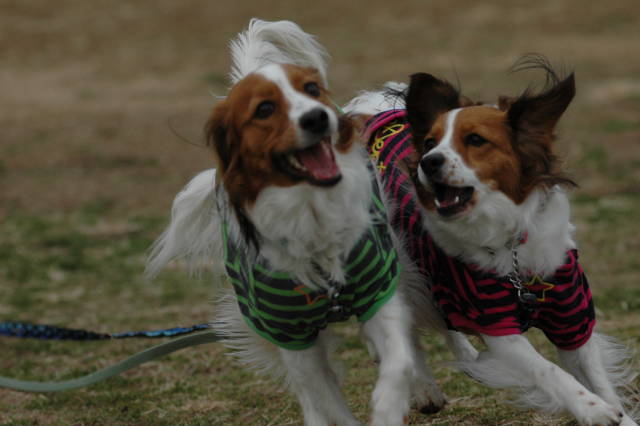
[[523, 275, 555, 302]]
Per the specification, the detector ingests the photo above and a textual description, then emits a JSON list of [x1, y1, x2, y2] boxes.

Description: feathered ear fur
[[507, 73, 576, 139], [205, 102, 260, 250], [506, 56, 577, 194], [335, 115, 356, 152], [405, 73, 461, 144], [206, 102, 233, 173]]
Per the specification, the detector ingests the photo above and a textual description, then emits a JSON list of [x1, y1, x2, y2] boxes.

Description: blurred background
[[1, 1, 638, 424]]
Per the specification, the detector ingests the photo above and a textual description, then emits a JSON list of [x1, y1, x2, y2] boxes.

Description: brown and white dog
[[146, 20, 445, 426], [346, 59, 638, 425]]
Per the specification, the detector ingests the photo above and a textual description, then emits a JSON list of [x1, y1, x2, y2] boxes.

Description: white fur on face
[[241, 65, 372, 289], [418, 108, 477, 189], [257, 64, 338, 149]]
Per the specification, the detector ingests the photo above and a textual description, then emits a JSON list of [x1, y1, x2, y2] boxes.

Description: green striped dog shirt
[[217, 166, 400, 350]]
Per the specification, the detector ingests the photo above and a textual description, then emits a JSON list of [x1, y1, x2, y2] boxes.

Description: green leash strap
[[0, 330, 221, 393]]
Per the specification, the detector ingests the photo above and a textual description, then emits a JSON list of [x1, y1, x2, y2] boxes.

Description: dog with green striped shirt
[[146, 20, 445, 426]]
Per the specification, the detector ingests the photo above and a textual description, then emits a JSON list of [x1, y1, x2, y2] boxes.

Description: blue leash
[[0, 321, 210, 340], [0, 320, 220, 392]]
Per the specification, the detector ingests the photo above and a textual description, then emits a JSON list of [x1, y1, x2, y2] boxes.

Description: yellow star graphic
[[523, 275, 555, 302]]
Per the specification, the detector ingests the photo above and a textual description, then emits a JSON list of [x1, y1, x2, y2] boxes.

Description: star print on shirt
[[294, 285, 327, 306], [524, 275, 556, 302]]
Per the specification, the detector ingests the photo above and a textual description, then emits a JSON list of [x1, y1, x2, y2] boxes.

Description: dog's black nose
[[299, 108, 329, 135], [420, 153, 445, 177]]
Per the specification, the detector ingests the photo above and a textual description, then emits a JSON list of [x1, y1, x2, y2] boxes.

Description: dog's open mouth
[[431, 182, 474, 217], [275, 138, 342, 186]]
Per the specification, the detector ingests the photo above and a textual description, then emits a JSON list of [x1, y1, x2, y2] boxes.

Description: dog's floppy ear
[[406, 73, 461, 143], [204, 101, 261, 249], [205, 102, 234, 173], [507, 73, 575, 140]]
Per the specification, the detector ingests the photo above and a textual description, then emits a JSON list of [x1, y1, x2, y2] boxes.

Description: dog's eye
[[255, 101, 276, 119], [423, 137, 437, 152], [303, 82, 321, 97], [466, 133, 488, 147]]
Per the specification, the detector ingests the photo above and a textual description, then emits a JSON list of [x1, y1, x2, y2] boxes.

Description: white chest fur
[[247, 147, 372, 290], [423, 187, 576, 278]]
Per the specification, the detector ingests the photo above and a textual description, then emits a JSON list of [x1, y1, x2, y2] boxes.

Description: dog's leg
[[483, 335, 625, 426], [409, 333, 447, 414], [557, 335, 638, 426], [361, 293, 417, 426], [446, 330, 479, 362], [279, 334, 360, 426]]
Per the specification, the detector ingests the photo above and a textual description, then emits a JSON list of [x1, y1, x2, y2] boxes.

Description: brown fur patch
[[450, 107, 522, 202], [405, 60, 577, 209], [205, 64, 353, 245], [206, 66, 342, 207], [206, 72, 299, 207]]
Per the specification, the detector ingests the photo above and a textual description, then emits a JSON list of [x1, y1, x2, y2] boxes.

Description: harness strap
[[0, 330, 221, 392]]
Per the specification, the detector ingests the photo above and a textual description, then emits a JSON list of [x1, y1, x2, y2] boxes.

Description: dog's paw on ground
[[575, 397, 624, 426]]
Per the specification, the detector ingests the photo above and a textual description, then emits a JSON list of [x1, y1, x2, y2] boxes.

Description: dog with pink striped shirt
[[346, 59, 638, 425]]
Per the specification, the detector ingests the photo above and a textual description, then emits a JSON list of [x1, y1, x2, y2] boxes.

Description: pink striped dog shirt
[[365, 109, 595, 350]]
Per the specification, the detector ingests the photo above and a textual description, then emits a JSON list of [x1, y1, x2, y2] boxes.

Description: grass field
[[1, 1, 639, 424]]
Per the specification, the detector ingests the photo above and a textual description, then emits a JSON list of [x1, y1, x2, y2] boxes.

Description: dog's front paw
[[575, 397, 624, 426], [370, 385, 410, 426], [411, 381, 446, 415], [369, 414, 406, 426], [410, 358, 446, 415], [369, 405, 409, 426]]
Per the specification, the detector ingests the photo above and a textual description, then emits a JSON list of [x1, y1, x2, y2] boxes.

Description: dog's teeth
[[454, 195, 460, 205], [288, 154, 306, 171], [434, 198, 441, 208]]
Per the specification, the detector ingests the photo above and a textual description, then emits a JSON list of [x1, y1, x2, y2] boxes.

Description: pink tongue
[[296, 141, 340, 181]]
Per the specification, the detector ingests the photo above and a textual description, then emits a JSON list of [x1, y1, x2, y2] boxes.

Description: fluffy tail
[[343, 81, 408, 116], [145, 169, 221, 278], [593, 333, 640, 421], [229, 18, 329, 86]]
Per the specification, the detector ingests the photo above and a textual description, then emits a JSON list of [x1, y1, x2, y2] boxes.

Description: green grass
[[600, 119, 640, 134], [1, 204, 638, 425]]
